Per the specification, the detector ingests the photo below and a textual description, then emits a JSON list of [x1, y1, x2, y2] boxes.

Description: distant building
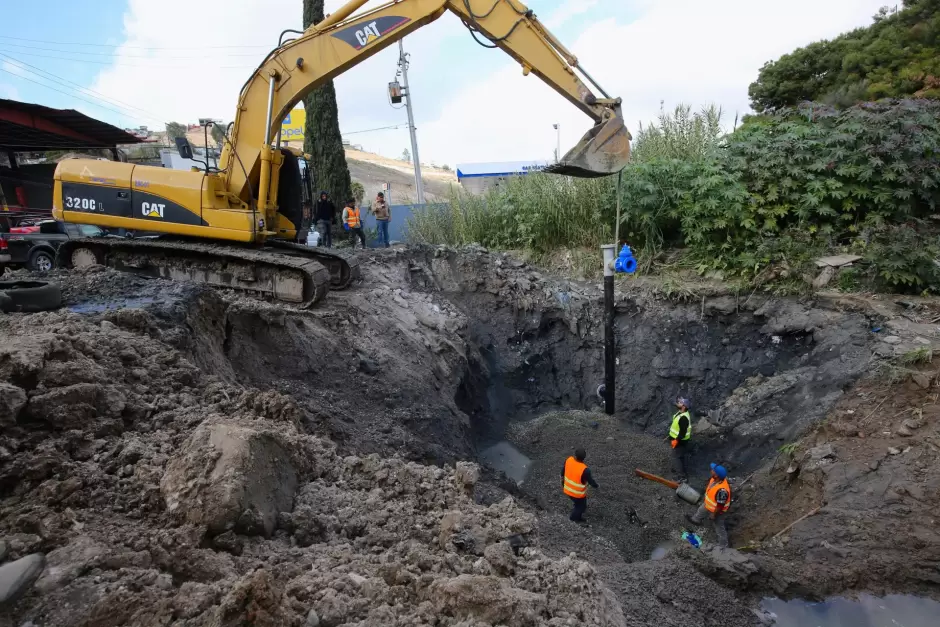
[[455, 160, 551, 194]]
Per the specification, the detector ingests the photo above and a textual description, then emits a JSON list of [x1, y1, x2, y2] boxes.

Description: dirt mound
[[0, 285, 627, 625]]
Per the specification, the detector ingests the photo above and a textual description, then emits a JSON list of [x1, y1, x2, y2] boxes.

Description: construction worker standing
[[668, 397, 692, 481], [561, 448, 598, 523], [686, 463, 732, 548]]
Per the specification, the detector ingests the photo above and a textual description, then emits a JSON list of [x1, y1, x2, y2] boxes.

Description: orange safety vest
[[345, 207, 361, 228], [704, 477, 731, 514], [563, 456, 588, 499]]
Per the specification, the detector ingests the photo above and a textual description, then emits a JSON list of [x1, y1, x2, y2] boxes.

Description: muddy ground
[[1, 246, 939, 626]]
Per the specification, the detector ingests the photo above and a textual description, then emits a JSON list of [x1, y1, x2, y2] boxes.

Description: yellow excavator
[[52, 0, 632, 307]]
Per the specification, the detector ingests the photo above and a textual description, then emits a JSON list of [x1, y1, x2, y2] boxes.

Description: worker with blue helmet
[[686, 462, 732, 548]]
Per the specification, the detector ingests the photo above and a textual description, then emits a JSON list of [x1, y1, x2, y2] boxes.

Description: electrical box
[[388, 81, 403, 104]]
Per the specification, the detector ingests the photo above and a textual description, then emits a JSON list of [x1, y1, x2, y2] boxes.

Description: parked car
[[0, 220, 106, 273]]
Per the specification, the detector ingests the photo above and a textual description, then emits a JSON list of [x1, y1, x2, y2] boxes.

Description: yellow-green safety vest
[[669, 410, 691, 440]]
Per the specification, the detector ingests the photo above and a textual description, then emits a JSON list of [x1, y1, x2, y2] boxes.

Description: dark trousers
[[672, 440, 689, 479], [377, 220, 390, 247], [317, 220, 332, 248], [350, 227, 366, 248], [569, 496, 587, 522]]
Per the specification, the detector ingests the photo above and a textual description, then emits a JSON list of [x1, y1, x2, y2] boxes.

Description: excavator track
[[266, 240, 360, 290], [57, 238, 332, 308]]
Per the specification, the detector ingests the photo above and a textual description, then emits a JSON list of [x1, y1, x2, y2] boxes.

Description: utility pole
[[398, 39, 425, 205]]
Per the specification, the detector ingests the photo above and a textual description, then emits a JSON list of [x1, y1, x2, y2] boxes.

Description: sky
[[1, 0, 888, 166]]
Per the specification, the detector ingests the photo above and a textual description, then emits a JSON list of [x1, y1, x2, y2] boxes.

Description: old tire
[[0, 280, 61, 312], [28, 249, 56, 273]]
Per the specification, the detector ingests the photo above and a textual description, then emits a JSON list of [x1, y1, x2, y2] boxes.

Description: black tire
[[28, 248, 56, 273], [0, 292, 12, 313], [0, 280, 62, 312]]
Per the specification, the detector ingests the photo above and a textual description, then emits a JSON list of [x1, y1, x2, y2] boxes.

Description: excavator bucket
[[545, 106, 632, 178]]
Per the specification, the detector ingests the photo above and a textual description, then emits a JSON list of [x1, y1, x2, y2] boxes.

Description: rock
[[453, 462, 480, 491], [347, 572, 367, 587], [483, 542, 516, 575], [897, 425, 913, 437], [358, 356, 379, 376], [812, 266, 836, 288], [888, 447, 902, 455], [34, 536, 106, 594], [0, 541, 7, 562], [807, 443, 835, 461], [911, 373, 931, 389], [815, 254, 862, 268], [902, 417, 926, 431], [0, 383, 27, 428], [160, 422, 299, 537], [882, 336, 902, 345], [429, 575, 545, 624], [305, 609, 320, 627], [0, 553, 45, 604], [695, 417, 719, 437]]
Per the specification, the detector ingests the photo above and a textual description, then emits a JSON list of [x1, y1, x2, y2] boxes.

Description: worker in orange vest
[[342, 198, 366, 249], [686, 462, 731, 547], [561, 448, 599, 523]]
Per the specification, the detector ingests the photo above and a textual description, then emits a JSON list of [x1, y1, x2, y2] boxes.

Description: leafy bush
[[632, 104, 726, 162], [750, 0, 940, 111], [411, 99, 940, 292]]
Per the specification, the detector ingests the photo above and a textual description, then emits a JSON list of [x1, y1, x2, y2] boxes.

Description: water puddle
[[761, 594, 940, 627], [69, 297, 159, 314], [479, 440, 531, 485]]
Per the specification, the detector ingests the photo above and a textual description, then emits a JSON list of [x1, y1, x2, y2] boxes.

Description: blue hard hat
[[676, 397, 690, 408], [710, 463, 727, 479]]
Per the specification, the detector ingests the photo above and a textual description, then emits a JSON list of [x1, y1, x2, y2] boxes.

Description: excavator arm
[[221, 0, 631, 209]]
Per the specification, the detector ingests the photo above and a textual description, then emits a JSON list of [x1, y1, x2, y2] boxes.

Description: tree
[[351, 181, 365, 206], [210, 122, 227, 148], [749, 0, 940, 111], [401, 148, 411, 163], [303, 0, 352, 204], [165, 122, 187, 142]]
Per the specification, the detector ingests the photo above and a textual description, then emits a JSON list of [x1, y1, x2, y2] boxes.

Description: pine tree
[[303, 0, 352, 209]]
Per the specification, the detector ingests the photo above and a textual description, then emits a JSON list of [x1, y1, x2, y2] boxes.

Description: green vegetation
[[749, 0, 940, 111], [899, 346, 934, 365], [303, 0, 353, 206], [409, 99, 940, 293], [165, 122, 187, 142]]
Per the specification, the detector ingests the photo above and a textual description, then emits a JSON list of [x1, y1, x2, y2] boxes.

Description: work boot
[[685, 514, 701, 526]]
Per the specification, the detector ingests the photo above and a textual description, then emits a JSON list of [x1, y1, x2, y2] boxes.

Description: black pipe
[[604, 274, 615, 415]]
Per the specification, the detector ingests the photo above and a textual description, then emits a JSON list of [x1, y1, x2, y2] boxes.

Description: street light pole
[[552, 123, 561, 162], [399, 39, 425, 205]]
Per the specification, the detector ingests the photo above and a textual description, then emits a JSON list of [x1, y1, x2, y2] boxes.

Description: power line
[[342, 124, 408, 135], [0, 53, 168, 123], [1, 42, 262, 58], [0, 66, 149, 122], [0, 48, 255, 69], [0, 35, 270, 50]]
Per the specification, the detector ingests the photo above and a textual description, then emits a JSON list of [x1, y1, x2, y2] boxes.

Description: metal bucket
[[675, 483, 701, 505]]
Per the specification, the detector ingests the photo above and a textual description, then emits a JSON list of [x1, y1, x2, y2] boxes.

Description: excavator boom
[[222, 0, 632, 204], [52, 0, 630, 308]]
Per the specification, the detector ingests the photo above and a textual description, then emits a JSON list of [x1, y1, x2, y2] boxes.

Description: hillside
[[344, 148, 457, 205], [749, 0, 940, 110], [164, 130, 457, 205]]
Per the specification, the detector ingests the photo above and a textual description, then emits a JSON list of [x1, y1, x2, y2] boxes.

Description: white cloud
[[421, 0, 887, 165], [0, 83, 19, 100], [88, 0, 886, 166], [1, 60, 27, 77]]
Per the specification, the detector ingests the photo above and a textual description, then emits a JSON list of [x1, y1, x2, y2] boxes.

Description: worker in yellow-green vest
[[561, 448, 599, 523], [668, 397, 692, 481]]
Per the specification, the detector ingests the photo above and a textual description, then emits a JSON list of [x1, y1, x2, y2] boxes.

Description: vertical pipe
[[262, 74, 276, 146], [601, 244, 616, 415]]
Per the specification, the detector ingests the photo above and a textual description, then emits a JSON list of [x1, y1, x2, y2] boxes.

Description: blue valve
[[614, 244, 637, 274]]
